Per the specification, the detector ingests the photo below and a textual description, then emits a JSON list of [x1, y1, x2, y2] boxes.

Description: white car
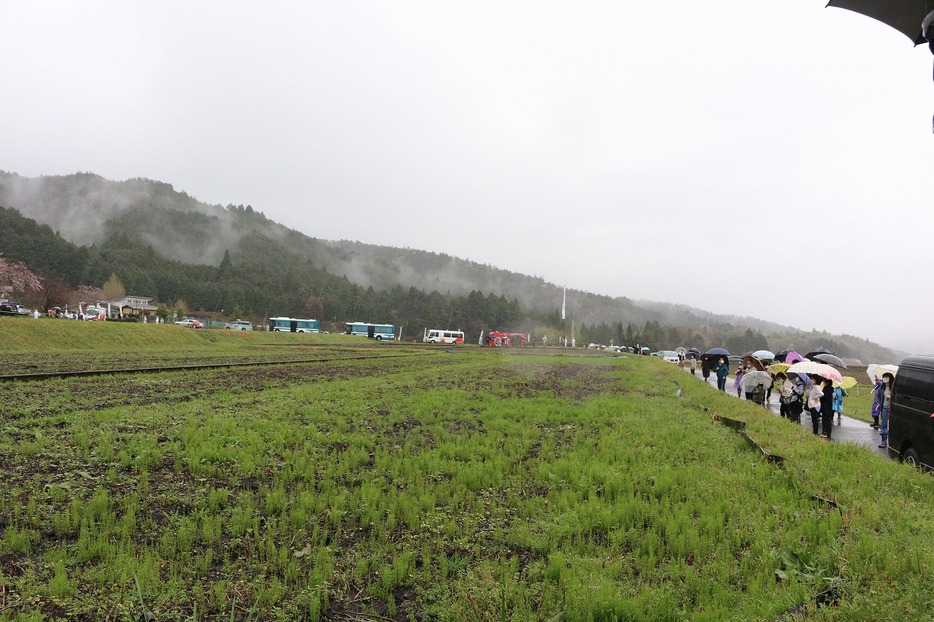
[[225, 319, 253, 331], [658, 350, 680, 364]]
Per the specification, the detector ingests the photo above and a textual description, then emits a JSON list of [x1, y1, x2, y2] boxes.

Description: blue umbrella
[[705, 347, 730, 357]]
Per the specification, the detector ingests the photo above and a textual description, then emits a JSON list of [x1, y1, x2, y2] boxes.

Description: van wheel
[[903, 447, 921, 467]]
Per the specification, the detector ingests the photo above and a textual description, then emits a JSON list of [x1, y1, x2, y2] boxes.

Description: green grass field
[[0, 319, 930, 621]]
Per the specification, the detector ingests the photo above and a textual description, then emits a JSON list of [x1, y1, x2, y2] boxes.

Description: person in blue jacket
[[832, 385, 847, 424], [714, 357, 729, 392]]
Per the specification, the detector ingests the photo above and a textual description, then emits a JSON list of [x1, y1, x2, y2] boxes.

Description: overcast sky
[[2, 1, 931, 354]]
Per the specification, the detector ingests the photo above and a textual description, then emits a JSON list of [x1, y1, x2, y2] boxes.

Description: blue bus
[[268, 317, 320, 333], [345, 322, 396, 341]]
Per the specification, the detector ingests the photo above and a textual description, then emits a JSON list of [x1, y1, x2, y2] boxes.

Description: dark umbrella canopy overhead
[[774, 349, 792, 363], [812, 352, 848, 368], [705, 347, 730, 357], [826, 0, 934, 45]]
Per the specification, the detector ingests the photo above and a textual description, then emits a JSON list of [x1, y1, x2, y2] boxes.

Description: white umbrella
[[786, 361, 844, 384], [866, 363, 898, 383], [752, 349, 775, 360], [741, 370, 773, 391]]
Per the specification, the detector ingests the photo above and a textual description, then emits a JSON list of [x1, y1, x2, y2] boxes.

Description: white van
[[423, 329, 465, 344]]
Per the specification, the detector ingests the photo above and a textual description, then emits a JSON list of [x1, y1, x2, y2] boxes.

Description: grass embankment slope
[[0, 320, 931, 621], [0, 317, 353, 352]]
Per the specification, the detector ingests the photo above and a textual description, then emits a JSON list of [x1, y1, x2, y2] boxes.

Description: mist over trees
[[0, 171, 897, 362]]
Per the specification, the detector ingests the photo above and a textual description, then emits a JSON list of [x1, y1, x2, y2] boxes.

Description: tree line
[[0, 205, 891, 358]]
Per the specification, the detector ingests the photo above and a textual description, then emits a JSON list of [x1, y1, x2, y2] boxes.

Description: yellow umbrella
[[834, 376, 858, 390], [769, 363, 790, 374]]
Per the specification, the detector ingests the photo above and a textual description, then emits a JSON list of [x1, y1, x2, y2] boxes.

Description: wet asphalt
[[684, 367, 888, 458]]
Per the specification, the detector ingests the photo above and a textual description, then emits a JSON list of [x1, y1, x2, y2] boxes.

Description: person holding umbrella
[[789, 375, 806, 424], [879, 372, 895, 448], [870, 377, 884, 429], [777, 372, 791, 418], [832, 384, 848, 425], [820, 375, 835, 440], [734, 364, 746, 398], [807, 375, 825, 436], [714, 357, 729, 392]]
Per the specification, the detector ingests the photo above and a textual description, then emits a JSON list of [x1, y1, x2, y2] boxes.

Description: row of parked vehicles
[[174, 318, 252, 330], [0, 301, 30, 315]]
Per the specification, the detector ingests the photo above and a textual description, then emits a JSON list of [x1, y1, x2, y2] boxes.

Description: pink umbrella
[[786, 361, 844, 384], [785, 351, 804, 364]]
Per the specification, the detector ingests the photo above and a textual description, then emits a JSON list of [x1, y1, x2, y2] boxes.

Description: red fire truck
[[485, 331, 529, 347]]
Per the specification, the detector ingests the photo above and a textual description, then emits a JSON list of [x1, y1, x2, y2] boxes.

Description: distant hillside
[[0, 170, 896, 362], [0, 171, 656, 322]]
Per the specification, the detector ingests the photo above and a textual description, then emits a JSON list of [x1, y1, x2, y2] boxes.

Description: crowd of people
[[686, 355, 892, 443]]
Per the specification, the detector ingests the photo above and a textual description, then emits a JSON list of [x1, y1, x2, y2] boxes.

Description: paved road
[[684, 367, 887, 457]]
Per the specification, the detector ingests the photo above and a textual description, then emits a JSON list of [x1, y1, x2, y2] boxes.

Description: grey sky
[[2, 1, 931, 354]]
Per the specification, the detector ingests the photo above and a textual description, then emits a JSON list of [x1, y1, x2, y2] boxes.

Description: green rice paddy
[[0, 319, 931, 621]]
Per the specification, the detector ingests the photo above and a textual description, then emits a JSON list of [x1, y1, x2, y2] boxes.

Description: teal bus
[[268, 317, 320, 333], [345, 322, 396, 341]]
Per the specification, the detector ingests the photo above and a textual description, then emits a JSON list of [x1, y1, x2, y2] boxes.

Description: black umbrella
[[813, 352, 848, 368], [826, 0, 934, 45], [705, 347, 730, 357], [774, 349, 792, 363]]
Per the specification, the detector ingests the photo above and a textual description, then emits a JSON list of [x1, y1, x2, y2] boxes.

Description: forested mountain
[[0, 171, 895, 362]]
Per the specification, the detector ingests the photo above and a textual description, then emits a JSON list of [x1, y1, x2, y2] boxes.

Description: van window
[[895, 366, 934, 402]]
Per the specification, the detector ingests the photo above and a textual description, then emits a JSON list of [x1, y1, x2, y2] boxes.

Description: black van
[[888, 356, 934, 469]]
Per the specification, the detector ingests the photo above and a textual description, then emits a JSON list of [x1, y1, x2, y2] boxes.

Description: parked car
[[225, 319, 253, 331], [887, 356, 934, 469], [657, 350, 680, 364], [175, 318, 204, 328]]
